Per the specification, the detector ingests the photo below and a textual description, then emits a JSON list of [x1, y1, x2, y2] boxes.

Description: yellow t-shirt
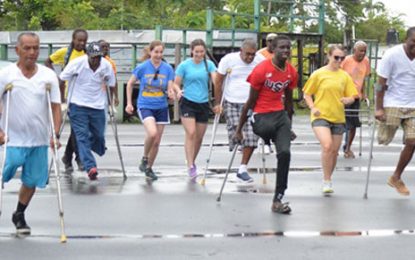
[[302, 67, 358, 124], [49, 47, 85, 66]]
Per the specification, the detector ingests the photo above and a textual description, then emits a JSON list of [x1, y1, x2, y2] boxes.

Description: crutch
[[260, 139, 267, 184], [48, 74, 78, 175], [45, 83, 67, 243], [217, 144, 239, 202], [363, 115, 376, 199], [104, 78, 127, 180], [0, 83, 13, 217], [359, 98, 371, 156], [200, 68, 231, 185]]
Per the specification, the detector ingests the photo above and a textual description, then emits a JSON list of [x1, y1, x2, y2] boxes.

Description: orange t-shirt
[[257, 47, 273, 60], [341, 55, 370, 97]]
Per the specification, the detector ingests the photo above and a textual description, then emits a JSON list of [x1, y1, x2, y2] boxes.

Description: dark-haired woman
[[173, 39, 217, 180]]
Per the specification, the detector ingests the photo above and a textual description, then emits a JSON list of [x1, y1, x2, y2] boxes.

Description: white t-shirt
[[377, 44, 415, 108], [217, 52, 263, 103], [0, 63, 60, 147], [60, 55, 116, 109]]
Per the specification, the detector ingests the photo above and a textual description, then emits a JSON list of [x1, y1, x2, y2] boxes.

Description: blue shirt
[[132, 60, 174, 109], [175, 58, 216, 103]]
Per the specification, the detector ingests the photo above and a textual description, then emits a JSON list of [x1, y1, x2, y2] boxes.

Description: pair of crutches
[[0, 83, 67, 242]]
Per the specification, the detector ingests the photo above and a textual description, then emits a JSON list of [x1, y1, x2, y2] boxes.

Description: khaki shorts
[[377, 107, 415, 145]]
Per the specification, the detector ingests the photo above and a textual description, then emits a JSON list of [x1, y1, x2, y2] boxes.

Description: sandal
[[271, 201, 291, 214], [344, 150, 355, 159]]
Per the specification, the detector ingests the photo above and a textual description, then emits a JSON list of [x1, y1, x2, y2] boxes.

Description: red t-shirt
[[247, 59, 298, 113]]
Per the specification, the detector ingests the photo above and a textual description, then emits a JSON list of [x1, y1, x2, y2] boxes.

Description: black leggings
[[252, 111, 291, 201]]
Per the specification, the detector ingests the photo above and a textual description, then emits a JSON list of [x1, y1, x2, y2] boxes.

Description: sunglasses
[[334, 55, 345, 62], [153, 69, 160, 80]]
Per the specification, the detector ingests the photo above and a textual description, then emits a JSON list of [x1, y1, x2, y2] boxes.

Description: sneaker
[[145, 167, 158, 181], [62, 156, 73, 172], [12, 212, 31, 235], [387, 176, 410, 196], [271, 200, 291, 214], [188, 165, 197, 179], [322, 180, 334, 194], [236, 172, 254, 183], [76, 159, 84, 171], [139, 157, 148, 172], [88, 167, 98, 181]]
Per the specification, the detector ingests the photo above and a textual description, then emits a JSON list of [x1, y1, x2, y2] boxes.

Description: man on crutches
[[213, 38, 262, 183], [234, 35, 298, 214], [59, 42, 116, 181], [0, 32, 61, 235], [375, 27, 415, 196]]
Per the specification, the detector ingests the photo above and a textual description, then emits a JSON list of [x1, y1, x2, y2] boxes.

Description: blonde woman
[[303, 44, 358, 194]]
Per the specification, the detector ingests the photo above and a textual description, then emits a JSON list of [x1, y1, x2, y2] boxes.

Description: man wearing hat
[[59, 42, 116, 180], [257, 33, 277, 60]]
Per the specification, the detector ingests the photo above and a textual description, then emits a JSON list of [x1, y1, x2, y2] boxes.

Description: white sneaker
[[322, 181, 334, 194]]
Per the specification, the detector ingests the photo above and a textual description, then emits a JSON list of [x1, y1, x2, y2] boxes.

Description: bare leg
[[18, 185, 36, 206], [241, 146, 255, 165], [313, 127, 337, 181], [181, 117, 197, 168], [193, 122, 208, 163], [392, 140, 415, 180], [345, 127, 356, 154], [147, 124, 165, 168], [142, 118, 158, 159]]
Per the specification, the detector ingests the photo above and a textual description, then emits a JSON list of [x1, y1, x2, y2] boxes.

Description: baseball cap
[[266, 33, 278, 41], [86, 42, 103, 57]]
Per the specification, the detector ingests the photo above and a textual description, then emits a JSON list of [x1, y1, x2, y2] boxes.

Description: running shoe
[[145, 167, 158, 181], [188, 164, 197, 179], [88, 167, 98, 181], [12, 212, 31, 235], [322, 180, 334, 194], [139, 157, 148, 172], [236, 172, 254, 183]]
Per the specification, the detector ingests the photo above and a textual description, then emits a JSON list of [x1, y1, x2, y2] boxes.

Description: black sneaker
[[145, 167, 158, 181], [139, 157, 148, 172], [62, 156, 73, 172], [12, 212, 31, 235]]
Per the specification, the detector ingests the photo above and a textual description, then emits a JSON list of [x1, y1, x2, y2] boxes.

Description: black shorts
[[345, 100, 362, 129], [179, 97, 210, 123]]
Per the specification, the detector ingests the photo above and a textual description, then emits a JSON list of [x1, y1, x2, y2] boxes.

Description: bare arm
[[375, 76, 387, 121], [284, 88, 294, 121], [304, 94, 320, 117], [125, 75, 137, 114], [44, 57, 54, 69], [213, 73, 225, 114], [173, 76, 184, 99]]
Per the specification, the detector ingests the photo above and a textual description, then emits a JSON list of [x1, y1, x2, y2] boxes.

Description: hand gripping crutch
[[48, 74, 78, 175], [201, 68, 231, 186], [217, 144, 239, 202], [104, 78, 127, 180], [45, 83, 67, 243], [363, 117, 377, 199], [0, 83, 13, 217]]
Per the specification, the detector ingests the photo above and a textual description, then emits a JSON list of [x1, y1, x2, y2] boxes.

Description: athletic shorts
[[179, 97, 210, 123], [312, 119, 345, 135], [345, 99, 362, 129], [2, 146, 49, 188], [377, 107, 415, 145], [138, 108, 170, 124], [224, 100, 258, 151]]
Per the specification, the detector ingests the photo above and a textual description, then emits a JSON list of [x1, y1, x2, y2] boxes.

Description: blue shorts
[[2, 146, 49, 188], [138, 108, 170, 124]]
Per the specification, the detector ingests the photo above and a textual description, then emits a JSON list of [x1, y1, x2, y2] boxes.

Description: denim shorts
[[312, 119, 345, 135], [3, 146, 49, 188], [138, 108, 170, 124]]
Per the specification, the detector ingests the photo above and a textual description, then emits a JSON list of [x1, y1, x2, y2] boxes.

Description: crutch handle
[[5, 83, 13, 91]]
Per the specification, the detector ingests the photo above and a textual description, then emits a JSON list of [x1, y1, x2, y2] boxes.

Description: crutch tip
[[200, 179, 206, 186], [60, 234, 67, 243], [216, 197, 221, 202]]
